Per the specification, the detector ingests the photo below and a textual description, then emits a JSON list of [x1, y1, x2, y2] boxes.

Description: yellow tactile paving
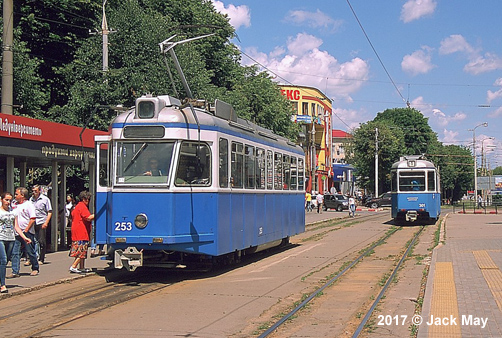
[[473, 250, 499, 269], [429, 262, 461, 338], [473, 250, 502, 311]]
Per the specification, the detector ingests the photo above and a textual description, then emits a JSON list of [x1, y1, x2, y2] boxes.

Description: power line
[[346, 0, 408, 107]]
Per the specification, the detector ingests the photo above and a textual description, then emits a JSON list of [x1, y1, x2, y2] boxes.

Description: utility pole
[[91, 1, 114, 73], [102, 0, 109, 72], [1, 0, 14, 115], [375, 127, 378, 196]]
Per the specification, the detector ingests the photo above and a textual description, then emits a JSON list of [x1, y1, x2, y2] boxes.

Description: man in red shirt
[[69, 191, 95, 274]]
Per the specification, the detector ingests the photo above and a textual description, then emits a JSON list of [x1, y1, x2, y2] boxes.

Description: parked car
[[365, 192, 392, 209], [323, 194, 349, 212]]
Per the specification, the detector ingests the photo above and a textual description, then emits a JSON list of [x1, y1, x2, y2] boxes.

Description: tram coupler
[[406, 210, 418, 222], [114, 247, 143, 271]]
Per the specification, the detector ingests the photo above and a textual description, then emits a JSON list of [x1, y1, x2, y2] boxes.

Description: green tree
[[347, 121, 405, 194], [52, 0, 298, 140], [429, 144, 473, 202], [373, 107, 439, 156], [493, 167, 502, 175]]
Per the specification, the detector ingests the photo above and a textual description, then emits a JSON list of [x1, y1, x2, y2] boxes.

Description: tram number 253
[[115, 221, 133, 231]]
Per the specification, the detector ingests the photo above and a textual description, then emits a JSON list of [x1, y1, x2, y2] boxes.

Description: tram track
[[0, 269, 194, 338], [1, 212, 409, 338], [255, 217, 433, 338]]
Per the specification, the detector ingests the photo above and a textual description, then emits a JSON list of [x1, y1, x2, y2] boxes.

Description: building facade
[[279, 85, 332, 194]]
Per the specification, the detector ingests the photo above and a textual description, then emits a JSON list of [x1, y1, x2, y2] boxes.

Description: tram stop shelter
[[0, 112, 107, 252]]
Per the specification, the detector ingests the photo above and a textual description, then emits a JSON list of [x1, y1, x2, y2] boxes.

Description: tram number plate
[[115, 221, 133, 231], [419, 203, 426, 208]]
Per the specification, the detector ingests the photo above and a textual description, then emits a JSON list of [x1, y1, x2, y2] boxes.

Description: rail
[[258, 225, 403, 338]]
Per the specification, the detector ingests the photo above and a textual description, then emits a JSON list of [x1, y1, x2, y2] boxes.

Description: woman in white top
[[0, 192, 31, 293]]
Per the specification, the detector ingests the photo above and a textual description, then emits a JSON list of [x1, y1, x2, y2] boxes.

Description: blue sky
[[212, 0, 502, 168]]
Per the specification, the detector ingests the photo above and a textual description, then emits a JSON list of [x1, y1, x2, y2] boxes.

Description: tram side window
[[256, 148, 266, 189], [219, 138, 228, 188], [290, 157, 297, 190], [274, 153, 283, 190], [175, 141, 211, 186], [298, 158, 305, 190], [391, 171, 397, 192], [245, 145, 255, 189], [231, 142, 244, 188], [283, 155, 290, 190], [266, 150, 273, 190], [427, 170, 436, 192], [98, 142, 109, 187]]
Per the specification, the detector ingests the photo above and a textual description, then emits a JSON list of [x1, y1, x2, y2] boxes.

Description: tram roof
[[392, 156, 436, 170], [110, 96, 302, 153]]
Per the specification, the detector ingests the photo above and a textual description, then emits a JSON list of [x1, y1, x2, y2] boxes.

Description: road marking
[[249, 243, 323, 273], [429, 261, 461, 338], [473, 250, 502, 311]]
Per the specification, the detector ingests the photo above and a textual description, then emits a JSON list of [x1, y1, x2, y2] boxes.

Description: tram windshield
[[115, 141, 175, 185], [398, 171, 426, 191]]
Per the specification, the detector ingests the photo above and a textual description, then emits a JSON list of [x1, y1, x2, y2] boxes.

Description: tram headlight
[[134, 213, 148, 229]]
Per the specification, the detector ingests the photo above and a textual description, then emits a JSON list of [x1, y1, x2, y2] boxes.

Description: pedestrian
[[0, 192, 32, 292], [9, 187, 39, 277], [316, 193, 324, 214], [69, 191, 95, 274], [65, 194, 75, 247], [477, 195, 485, 209], [305, 191, 312, 212], [30, 185, 52, 264], [348, 195, 356, 217]]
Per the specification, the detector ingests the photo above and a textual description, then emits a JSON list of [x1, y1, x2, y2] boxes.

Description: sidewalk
[[418, 213, 502, 338], [2, 250, 110, 296]]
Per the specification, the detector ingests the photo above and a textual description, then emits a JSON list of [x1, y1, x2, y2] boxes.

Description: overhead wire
[[346, 0, 408, 107]]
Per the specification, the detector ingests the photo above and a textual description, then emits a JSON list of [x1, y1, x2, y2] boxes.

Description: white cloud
[[286, 9, 343, 32], [464, 53, 502, 75], [439, 35, 502, 75], [439, 35, 476, 56], [410, 97, 466, 127], [401, 46, 436, 76], [487, 89, 502, 104], [442, 129, 460, 144], [243, 33, 370, 101], [400, 0, 437, 23], [332, 107, 369, 131], [488, 106, 502, 118], [211, 0, 250, 30], [287, 33, 323, 55]]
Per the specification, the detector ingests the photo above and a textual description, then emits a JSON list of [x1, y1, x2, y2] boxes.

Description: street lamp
[[468, 122, 488, 196], [481, 137, 495, 176]]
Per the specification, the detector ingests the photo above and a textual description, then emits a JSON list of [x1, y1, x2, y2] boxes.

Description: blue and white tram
[[390, 155, 441, 224], [94, 95, 306, 271]]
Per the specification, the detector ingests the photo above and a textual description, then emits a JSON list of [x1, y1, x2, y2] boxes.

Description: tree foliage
[[3, 0, 299, 140], [348, 107, 473, 198]]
